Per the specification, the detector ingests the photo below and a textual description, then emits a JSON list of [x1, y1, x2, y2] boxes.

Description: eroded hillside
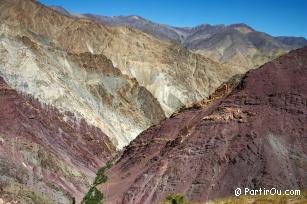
[[100, 47, 307, 204], [0, 0, 239, 118], [0, 23, 165, 149], [0, 76, 116, 203]]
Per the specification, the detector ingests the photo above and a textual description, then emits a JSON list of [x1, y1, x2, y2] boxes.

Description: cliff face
[[0, 76, 115, 203], [100, 47, 307, 204], [0, 0, 238, 118]]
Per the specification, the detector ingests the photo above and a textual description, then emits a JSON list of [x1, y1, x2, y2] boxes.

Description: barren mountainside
[[0, 0, 246, 150], [1, 1, 306, 204], [0, 23, 166, 149], [100, 47, 307, 204], [86, 14, 307, 71], [0, 0, 238, 118], [0, 76, 115, 203]]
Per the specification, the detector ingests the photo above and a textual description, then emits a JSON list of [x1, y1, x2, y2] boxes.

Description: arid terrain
[[0, 0, 306, 203], [100, 47, 307, 203]]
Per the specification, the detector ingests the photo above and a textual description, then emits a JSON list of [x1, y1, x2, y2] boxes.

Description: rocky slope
[[100, 47, 307, 204], [1, 0, 240, 119], [1, 1, 160, 201], [0, 23, 165, 149], [0, 76, 115, 203], [86, 14, 307, 71]]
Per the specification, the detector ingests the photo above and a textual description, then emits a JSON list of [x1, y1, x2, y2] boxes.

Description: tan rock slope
[[100, 47, 307, 204], [0, 24, 166, 149], [0, 0, 240, 119]]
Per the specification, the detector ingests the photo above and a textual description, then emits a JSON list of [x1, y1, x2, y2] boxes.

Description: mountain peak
[[228, 23, 255, 33], [49, 5, 71, 16], [128, 15, 142, 20]]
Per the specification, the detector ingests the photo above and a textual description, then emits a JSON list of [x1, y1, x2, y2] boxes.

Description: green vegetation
[[81, 161, 112, 204], [93, 161, 112, 186], [81, 187, 103, 204], [161, 194, 189, 204]]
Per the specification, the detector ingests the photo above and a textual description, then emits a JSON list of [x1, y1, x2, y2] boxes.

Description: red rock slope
[[100, 47, 307, 204], [0, 77, 115, 203]]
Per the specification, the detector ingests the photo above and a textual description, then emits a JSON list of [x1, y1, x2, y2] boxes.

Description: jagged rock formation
[[0, 0, 240, 119], [86, 14, 307, 71], [0, 77, 115, 203], [100, 47, 307, 204]]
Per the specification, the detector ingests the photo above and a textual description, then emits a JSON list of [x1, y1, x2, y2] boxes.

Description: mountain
[[0, 18, 166, 202], [83, 14, 188, 42], [49, 6, 71, 16], [0, 76, 115, 203], [0, 23, 166, 149], [86, 14, 307, 71], [188, 24, 307, 70], [2, 1, 306, 203], [0, 0, 241, 148], [99, 47, 307, 204], [276, 36, 307, 47]]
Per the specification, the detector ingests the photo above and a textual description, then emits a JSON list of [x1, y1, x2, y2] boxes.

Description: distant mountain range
[[85, 13, 307, 48], [85, 14, 307, 70], [50, 6, 307, 71]]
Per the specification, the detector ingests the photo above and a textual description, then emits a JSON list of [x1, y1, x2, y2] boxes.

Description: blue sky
[[38, 0, 307, 38]]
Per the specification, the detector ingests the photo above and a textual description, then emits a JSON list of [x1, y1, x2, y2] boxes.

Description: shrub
[[162, 194, 189, 204], [81, 186, 103, 204], [82, 161, 113, 204], [93, 161, 112, 185]]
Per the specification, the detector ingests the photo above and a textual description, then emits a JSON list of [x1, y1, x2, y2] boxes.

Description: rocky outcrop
[[100, 47, 307, 204], [171, 74, 243, 116], [0, 76, 115, 203]]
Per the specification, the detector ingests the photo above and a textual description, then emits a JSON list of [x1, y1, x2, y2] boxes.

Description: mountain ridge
[[82, 12, 307, 71], [46, 5, 307, 51], [99, 46, 307, 203]]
